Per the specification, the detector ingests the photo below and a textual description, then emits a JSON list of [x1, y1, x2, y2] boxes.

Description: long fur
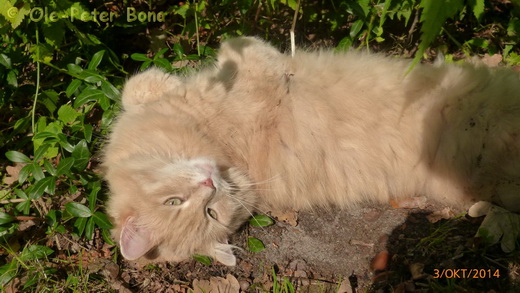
[[103, 37, 520, 265]]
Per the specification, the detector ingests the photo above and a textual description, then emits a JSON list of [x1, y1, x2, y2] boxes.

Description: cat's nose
[[200, 178, 215, 189]]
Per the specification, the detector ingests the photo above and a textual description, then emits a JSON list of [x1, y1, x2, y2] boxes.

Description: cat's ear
[[213, 243, 237, 266], [119, 216, 155, 260], [121, 67, 185, 112]]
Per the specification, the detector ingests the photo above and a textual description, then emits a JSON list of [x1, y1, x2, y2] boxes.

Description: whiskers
[[219, 174, 281, 229], [224, 174, 281, 191]]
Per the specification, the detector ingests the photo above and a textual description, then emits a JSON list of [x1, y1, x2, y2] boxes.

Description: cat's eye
[[207, 208, 218, 220], [164, 197, 183, 206]]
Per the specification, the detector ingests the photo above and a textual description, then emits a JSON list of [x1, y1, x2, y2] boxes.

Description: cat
[[102, 37, 520, 266]]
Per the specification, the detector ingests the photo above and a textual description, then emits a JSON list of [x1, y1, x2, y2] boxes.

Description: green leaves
[[131, 48, 173, 71], [65, 202, 92, 218], [65, 200, 113, 240], [56, 157, 75, 176], [1, 10, 119, 279], [0, 1, 30, 29], [193, 254, 213, 265], [0, 245, 54, 288], [71, 140, 91, 170], [247, 215, 273, 253], [349, 19, 364, 38], [92, 211, 112, 230], [65, 79, 82, 98], [5, 151, 31, 163], [42, 21, 65, 48], [73, 88, 105, 108], [468, 0, 485, 21], [88, 50, 105, 70], [247, 237, 266, 253], [0, 212, 14, 225], [0, 261, 17, 287], [29, 176, 56, 199], [413, 0, 464, 66], [249, 215, 274, 227], [0, 53, 11, 68], [57, 105, 80, 124], [19, 245, 54, 262]]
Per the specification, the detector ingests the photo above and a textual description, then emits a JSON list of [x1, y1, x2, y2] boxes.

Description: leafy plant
[[272, 268, 296, 293], [193, 254, 213, 265]]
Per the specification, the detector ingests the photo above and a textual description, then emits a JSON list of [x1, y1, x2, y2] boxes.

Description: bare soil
[[94, 198, 520, 292]]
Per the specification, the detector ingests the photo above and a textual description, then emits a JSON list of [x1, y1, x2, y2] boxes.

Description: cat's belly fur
[[203, 42, 520, 212], [112, 37, 520, 214]]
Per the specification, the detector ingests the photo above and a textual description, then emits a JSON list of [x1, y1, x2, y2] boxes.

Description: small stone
[[363, 209, 382, 221], [371, 251, 389, 272]]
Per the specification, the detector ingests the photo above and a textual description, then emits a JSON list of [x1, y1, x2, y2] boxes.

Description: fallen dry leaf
[[481, 54, 502, 67], [409, 263, 426, 280], [191, 274, 240, 293], [426, 207, 456, 223], [5, 277, 20, 293], [270, 209, 298, 226], [389, 196, 428, 209], [3, 164, 23, 185]]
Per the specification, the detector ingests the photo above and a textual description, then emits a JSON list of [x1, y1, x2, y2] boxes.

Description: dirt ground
[[97, 198, 520, 292]]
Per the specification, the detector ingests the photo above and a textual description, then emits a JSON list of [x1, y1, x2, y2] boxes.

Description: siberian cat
[[103, 37, 520, 266]]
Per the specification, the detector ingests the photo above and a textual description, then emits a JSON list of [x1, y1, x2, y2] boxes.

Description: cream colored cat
[[103, 37, 520, 266]]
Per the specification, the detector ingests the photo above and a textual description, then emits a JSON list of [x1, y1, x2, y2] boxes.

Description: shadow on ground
[[107, 200, 519, 292]]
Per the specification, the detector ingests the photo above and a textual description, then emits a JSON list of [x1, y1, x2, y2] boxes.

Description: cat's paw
[[122, 67, 183, 112], [468, 201, 520, 252], [217, 37, 285, 78]]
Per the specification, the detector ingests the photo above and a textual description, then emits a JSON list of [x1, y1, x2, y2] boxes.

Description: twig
[[14, 216, 42, 221], [407, 10, 420, 46], [60, 234, 90, 252], [55, 235, 62, 251], [484, 255, 512, 272], [0, 198, 27, 204], [195, 0, 200, 56], [254, 0, 262, 23], [290, 0, 301, 57], [32, 28, 41, 134]]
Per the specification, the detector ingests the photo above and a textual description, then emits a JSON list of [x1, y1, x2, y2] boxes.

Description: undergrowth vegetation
[[0, 0, 519, 291]]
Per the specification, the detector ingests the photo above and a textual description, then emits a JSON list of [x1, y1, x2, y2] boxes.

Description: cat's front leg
[[121, 67, 185, 112]]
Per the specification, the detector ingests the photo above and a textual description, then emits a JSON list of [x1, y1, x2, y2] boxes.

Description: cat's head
[[105, 155, 256, 266], [103, 37, 280, 265]]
